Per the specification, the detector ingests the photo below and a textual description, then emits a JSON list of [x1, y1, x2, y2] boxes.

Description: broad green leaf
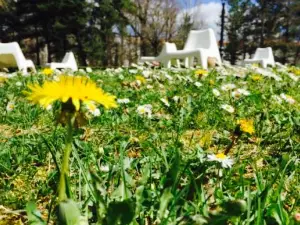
[[57, 199, 81, 225], [158, 187, 173, 221]]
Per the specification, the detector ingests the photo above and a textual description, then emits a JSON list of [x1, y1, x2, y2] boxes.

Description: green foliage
[[0, 65, 299, 224], [224, 0, 300, 65]]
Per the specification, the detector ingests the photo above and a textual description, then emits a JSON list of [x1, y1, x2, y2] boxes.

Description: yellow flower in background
[[289, 67, 300, 76], [6, 101, 15, 111], [195, 69, 208, 77], [24, 75, 117, 111], [0, 77, 7, 83], [135, 75, 146, 84], [42, 68, 54, 76], [251, 74, 263, 81], [237, 119, 255, 135], [209, 79, 215, 85]]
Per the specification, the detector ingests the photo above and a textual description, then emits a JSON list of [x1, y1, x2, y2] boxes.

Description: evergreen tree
[[224, 0, 251, 64]]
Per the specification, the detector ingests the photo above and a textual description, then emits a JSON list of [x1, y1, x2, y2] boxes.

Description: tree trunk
[[294, 45, 300, 65], [152, 38, 160, 56], [63, 35, 67, 53], [45, 23, 51, 63], [220, 2, 225, 59], [76, 32, 87, 66], [35, 25, 40, 65], [260, 1, 266, 46], [140, 36, 148, 56], [283, 0, 291, 64]]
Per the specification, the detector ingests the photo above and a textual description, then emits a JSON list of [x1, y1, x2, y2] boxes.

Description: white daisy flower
[[85, 102, 101, 117], [221, 104, 235, 113], [231, 89, 250, 99], [212, 88, 221, 97], [137, 104, 152, 118], [117, 98, 130, 104], [7, 73, 17, 78], [6, 101, 15, 112], [186, 76, 193, 83], [142, 70, 151, 78], [86, 67, 92, 73], [272, 95, 283, 104], [207, 153, 234, 168], [100, 165, 110, 172], [131, 63, 138, 68], [159, 83, 165, 89], [46, 105, 52, 111], [160, 98, 170, 107], [280, 93, 296, 104], [231, 91, 242, 99], [92, 108, 101, 117], [254, 68, 282, 81], [165, 74, 173, 81], [194, 81, 203, 87], [146, 85, 153, 89], [53, 75, 60, 81], [136, 80, 142, 86], [221, 83, 236, 91], [287, 73, 299, 82], [173, 96, 180, 103], [129, 69, 138, 74], [15, 81, 22, 86], [114, 67, 123, 73], [237, 88, 250, 96]]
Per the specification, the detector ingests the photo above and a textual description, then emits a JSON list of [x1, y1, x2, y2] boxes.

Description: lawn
[[0, 63, 299, 225]]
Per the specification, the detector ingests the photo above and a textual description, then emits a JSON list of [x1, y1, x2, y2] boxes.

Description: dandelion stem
[[58, 113, 74, 202], [224, 132, 241, 155]]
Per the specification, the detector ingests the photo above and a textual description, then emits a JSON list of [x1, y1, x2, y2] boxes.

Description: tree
[[118, 0, 178, 56], [224, 0, 251, 64]]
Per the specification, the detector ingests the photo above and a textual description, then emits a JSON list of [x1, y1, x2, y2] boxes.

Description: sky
[[177, 0, 226, 40]]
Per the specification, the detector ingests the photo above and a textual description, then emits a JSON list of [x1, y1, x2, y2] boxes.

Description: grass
[[0, 64, 299, 225]]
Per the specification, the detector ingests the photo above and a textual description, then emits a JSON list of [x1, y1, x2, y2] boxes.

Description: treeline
[[225, 0, 300, 65], [0, 0, 183, 67], [0, 0, 300, 67]]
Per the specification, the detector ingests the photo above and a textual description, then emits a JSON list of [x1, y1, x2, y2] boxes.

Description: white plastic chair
[[140, 42, 182, 68], [140, 28, 222, 69], [0, 42, 36, 74], [244, 47, 275, 68], [47, 52, 78, 71]]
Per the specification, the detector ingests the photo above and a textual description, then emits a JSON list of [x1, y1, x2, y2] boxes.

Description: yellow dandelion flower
[[289, 67, 300, 76], [251, 74, 263, 81], [24, 75, 117, 111], [135, 75, 146, 84], [42, 68, 54, 76], [209, 79, 215, 85], [237, 119, 255, 135], [195, 69, 208, 76], [0, 77, 7, 83]]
